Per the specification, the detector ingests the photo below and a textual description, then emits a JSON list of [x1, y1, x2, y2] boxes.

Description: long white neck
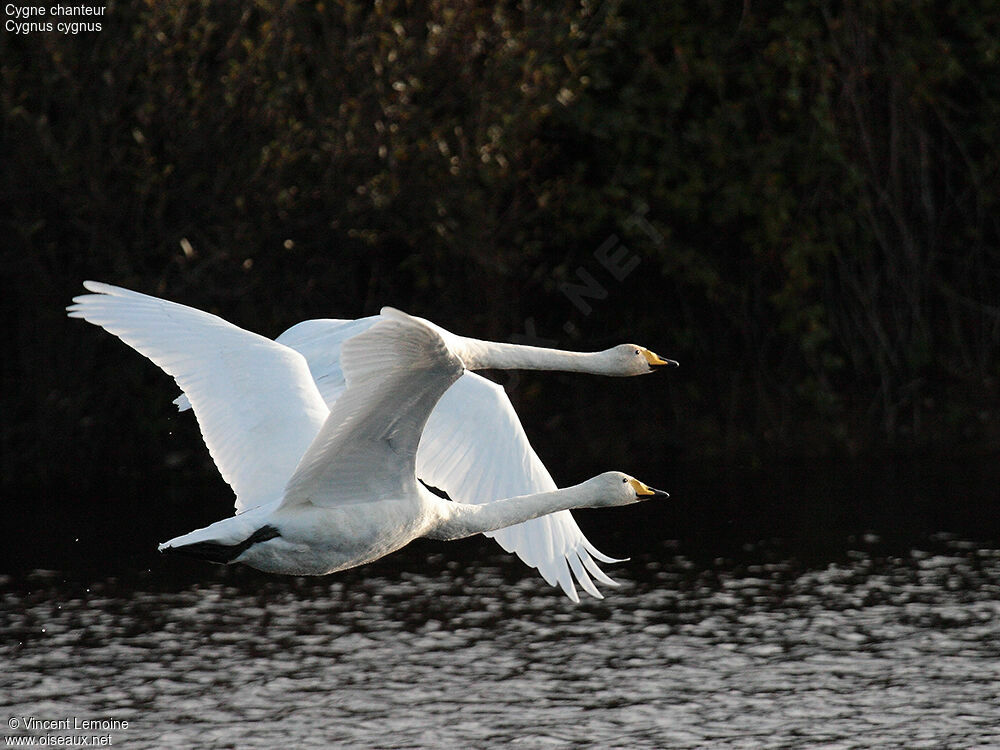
[[427, 482, 603, 541], [456, 337, 614, 374]]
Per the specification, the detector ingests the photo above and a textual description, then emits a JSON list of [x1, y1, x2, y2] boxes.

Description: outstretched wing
[[279, 308, 465, 508], [416, 373, 623, 602], [173, 316, 377, 412], [67, 281, 329, 512], [273, 316, 380, 405]]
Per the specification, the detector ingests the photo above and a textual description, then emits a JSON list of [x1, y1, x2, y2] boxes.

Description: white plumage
[[68, 282, 672, 599]]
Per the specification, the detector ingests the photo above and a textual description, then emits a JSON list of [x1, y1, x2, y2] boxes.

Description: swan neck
[[460, 338, 606, 373], [429, 483, 599, 541]]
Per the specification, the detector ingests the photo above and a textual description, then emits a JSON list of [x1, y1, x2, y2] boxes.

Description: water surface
[[4, 536, 1000, 749]]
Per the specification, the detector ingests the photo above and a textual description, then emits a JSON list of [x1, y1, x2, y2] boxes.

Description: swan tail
[[159, 525, 279, 564]]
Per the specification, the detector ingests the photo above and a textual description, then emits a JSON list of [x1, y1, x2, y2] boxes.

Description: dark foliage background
[[2, 1, 999, 568]]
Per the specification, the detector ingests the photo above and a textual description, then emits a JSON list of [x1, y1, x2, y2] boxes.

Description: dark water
[[4, 535, 1000, 749]]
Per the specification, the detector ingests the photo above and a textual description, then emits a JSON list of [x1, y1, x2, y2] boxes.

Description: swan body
[[162, 472, 665, 576], [67, 282, 674, 598]]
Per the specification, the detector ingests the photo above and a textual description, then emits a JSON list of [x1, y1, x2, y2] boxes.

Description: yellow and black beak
[[628, 478, 670, 499], [641, 349, 679, 369]]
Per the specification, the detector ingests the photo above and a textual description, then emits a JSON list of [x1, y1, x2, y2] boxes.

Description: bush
[[3, 0, 999, 495]]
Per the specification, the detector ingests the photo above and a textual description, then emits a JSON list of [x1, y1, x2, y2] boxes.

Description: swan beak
[[642, 349, 679, 368], [629, 478, 670, 499]]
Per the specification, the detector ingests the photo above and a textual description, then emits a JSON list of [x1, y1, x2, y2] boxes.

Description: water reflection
[[3, 538, 1000, 748]]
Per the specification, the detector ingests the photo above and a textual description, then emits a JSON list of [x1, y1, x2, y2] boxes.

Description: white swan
[[68, 282, 676, 598], [68, 293, 669, 578]]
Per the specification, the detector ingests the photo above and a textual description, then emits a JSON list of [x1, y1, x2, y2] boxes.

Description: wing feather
[[279, 309, 464, 508], [415, 373, 624, 602], [67, 281, 328, 512]]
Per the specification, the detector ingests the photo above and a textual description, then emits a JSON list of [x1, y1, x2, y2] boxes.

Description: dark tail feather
[[162, 525, 280, 564]]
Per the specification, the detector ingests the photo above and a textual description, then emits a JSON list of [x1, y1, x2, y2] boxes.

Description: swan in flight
[[68, 287, 669, 580], [68, 282, 676, 598]]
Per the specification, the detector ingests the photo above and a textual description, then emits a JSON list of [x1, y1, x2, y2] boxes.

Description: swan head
[[589, 471, 670, 506], [605, 344, 679, 375]]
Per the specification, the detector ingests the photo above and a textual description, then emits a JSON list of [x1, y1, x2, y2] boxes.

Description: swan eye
[[634, 349, 641, 356], [622, 478, 628, 484]]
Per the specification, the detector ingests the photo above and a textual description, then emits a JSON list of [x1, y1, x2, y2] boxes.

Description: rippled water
[[3, 537, 1000, 749]]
